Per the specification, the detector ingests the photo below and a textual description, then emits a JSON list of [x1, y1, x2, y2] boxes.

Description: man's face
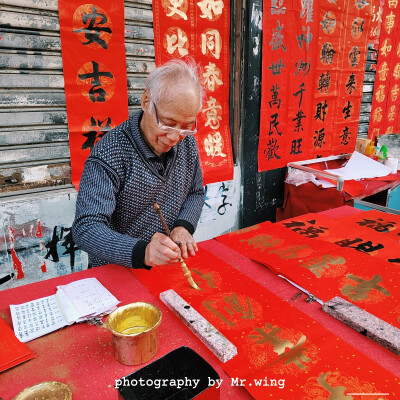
[[141, 85, 200, 156]]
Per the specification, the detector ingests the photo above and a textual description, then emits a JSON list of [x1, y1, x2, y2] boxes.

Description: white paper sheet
[[324, 151, 391, 180]]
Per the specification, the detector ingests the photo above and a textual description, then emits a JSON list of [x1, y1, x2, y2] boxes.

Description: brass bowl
[[107, 302, 162, 365], [12, 381, 72, 400]]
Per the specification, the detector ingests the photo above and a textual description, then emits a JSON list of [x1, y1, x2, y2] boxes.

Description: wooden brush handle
[[154, 202, 171, 237]]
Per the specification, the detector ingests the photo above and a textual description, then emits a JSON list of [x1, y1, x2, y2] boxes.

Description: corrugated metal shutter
[[359, 44, 377, 139], [0, 0, 154, 196]]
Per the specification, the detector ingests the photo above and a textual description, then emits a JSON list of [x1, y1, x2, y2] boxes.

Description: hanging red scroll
[[368, 0, 400, 140], [58, 0, 129, 189], [258, 0, 372, 172], [152, 0, 234, 185]]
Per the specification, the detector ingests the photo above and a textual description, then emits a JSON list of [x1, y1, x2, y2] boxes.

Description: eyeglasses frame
[[152, 101, 197, 136]]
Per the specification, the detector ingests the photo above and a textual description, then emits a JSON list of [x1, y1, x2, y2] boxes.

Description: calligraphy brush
[[154, 202, 200, 290]]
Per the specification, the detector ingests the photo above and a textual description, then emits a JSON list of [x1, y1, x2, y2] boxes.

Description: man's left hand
[[170, 226, 198, 259]]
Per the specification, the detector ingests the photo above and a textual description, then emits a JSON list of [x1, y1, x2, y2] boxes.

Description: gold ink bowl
[[107, 302, 162, 365], [12, 381, 72, 400]]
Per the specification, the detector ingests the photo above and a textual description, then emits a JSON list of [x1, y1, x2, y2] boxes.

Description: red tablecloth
[[1, 206, 399, 400]]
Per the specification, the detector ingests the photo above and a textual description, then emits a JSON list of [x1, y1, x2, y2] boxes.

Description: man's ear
[[141, 89, 151, 112]]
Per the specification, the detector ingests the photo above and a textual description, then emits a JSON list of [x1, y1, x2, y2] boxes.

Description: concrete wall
[[0, 166, 241, 291]]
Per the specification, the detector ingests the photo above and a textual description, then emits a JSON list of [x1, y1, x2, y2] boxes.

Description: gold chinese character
[[391, 84, 399, 101], [197, 0, 224, 20], [372, 128, 380, 137], [388, 105, 396, 121], [240, 234, 280, 251], [385, 11, 396, 34], [202, 96, 222, 129], [202, 62, 223, 91], [386, 126, 394, 134], [278, 335, 311, 370], [204, 131, 226, 158], [299, 254, 346, 278], [317, 372, 350, 400], [249, 323, 292, 355], [201, 29, 222, 59], [373, 106, 383, 123], [269, 244, 310, 259], [380, 38, 392, 57], [378, 61, 389, 81], [166, 0, 188, 20], [341, 274, 390, 301], [394, 63, 400, 79], [375, 84, 386, 103], [166, 28, 189, 57], [388, 0, 399, 8], [193, 269, 216, 288]]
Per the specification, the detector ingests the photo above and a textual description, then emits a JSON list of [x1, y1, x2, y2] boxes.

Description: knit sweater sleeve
[[174, 137, 205, 233], [72, 158, 147, 268]]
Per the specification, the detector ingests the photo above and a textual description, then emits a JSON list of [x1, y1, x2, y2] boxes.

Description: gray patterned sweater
[[72, 110, 204, 268]]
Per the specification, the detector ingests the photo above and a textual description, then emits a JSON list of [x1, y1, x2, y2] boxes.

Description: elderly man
[[72, 59, 205, 269]]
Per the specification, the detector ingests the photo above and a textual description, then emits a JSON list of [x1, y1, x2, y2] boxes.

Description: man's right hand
[[144, 232, 181, 267]]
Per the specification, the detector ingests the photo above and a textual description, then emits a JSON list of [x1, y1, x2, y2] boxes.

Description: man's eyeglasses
[[153, 102, 197, 136]]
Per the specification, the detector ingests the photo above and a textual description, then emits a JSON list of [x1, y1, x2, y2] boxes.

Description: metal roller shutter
[[0, 0, 154, 196]]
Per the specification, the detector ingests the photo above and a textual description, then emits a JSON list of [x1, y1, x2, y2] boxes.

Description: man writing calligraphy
[[72, 59, 205, 269]]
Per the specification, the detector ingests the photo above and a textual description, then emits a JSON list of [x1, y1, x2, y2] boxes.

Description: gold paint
[[229, 224, 259, 236], [278, 335, 311, 369], [317, 372, 352, 400], [240, 234, 280, 251], [300, 254, 346, 278], [203, 292, 254, 326], [13, 381, 72, 400], [193, 268, 216, 288], [341, 274, 390, 301], [203, 300, 235, 326], [269, 244, 310, 259], [107, 302, 162, 365], [249, 323, 292, 355], [223, 293, 254, 319]]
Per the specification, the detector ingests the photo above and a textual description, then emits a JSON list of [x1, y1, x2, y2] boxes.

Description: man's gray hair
[[146, 58, 204, 112]]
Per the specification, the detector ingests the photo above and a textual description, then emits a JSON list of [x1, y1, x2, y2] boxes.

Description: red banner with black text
[[58, 0, 129, 189], [152, 0, 234, 185], [258, 0, 372, 171]]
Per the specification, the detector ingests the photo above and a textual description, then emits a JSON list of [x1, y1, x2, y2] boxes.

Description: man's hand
[[144, 232, 180, 267], [171, 226, 198, 259]]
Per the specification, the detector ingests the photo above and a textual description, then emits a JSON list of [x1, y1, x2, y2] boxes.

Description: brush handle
[[154, 202, 171, 237]]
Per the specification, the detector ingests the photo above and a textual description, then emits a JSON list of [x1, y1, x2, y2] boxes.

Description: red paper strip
[[152, 0, 234, 185], [278, 212, 400, 267], [368, 0, 400, 139], [58, 0, 129, 189], [259, 0, 372, 172], [0, 317, 35, 373], [132, 247, 399, 399]]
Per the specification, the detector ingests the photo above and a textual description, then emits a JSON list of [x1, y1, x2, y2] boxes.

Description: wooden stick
[[154, 202, 200, 290]]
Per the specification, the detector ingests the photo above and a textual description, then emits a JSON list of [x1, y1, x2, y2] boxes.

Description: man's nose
[[166, 131, 181, 142]]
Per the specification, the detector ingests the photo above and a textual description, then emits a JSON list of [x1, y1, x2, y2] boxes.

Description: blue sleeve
[[72, 158, 148, 268]]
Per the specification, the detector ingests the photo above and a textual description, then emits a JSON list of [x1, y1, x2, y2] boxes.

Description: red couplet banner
[[368, 0, 400, 140], [58, 0, 129, 189], [259, 0, 372, 172], [152, 0, 234, 185], [133, 246, 398, 399]]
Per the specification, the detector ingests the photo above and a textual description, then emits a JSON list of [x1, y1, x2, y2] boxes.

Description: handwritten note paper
[[10, 278, 119, 342]]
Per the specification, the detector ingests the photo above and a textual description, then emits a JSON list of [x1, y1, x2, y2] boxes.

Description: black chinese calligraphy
[[45, 226, 79, 269], [82, 116, 112, 150], [73, 5, 112, 49], [77, 61, 114, 103]]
